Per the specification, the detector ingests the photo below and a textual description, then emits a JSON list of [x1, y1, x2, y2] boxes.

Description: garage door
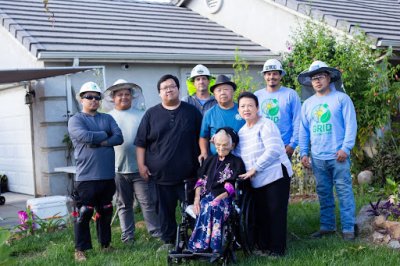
[[0, 86, 34, 195]]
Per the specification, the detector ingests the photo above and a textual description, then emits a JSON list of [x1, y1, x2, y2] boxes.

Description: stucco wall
[[184, 0, 308, 54]]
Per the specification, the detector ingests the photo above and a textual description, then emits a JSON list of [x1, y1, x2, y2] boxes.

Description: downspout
[[26, 82, 38, 197]]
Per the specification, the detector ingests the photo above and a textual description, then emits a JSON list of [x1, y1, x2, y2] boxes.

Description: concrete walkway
[[0, 192, 34, 229]]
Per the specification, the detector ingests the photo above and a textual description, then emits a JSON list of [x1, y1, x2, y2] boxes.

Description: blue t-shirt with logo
[[299, 90, 357, 160], [254, 86, 301, 148], [200, 103, 245, 154]]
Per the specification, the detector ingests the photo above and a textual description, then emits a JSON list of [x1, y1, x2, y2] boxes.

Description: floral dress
[[188, 153, 245, 253]]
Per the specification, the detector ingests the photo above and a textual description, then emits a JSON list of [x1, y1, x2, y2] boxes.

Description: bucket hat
[[210, 75, 237, 93], [298, 61, 341, 86]]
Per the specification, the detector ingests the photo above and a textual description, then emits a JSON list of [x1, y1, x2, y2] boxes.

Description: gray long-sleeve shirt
[[68, 112, 123, 181]]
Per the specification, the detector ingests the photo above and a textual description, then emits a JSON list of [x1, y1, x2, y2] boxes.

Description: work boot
[[74, 250, 86, 262], [342, 232, 355, 241], [310, 230, 336, 238]]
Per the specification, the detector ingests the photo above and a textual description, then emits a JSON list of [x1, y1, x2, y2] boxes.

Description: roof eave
[[37, 52, 277, 64], [376, 40, 400, 51]]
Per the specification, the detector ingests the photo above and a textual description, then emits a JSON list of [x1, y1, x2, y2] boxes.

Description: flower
[[218, 163, 233, 183], [18, 211, 28, 226]]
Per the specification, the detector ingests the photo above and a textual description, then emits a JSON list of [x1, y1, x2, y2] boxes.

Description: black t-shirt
[[134, 102, 202, 185]]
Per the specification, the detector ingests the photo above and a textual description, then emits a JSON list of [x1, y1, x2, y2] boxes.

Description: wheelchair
[[167, 178, 255, 265]]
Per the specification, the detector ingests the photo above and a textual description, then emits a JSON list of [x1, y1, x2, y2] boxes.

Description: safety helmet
[[189, 64, 211, 80], [262, 59, 286, 76], [79, 81, 102, 96]]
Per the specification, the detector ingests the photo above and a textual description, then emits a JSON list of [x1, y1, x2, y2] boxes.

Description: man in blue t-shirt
[[298, 61, 357, 241], [254, 59, 301, 158], [199, 75, 245, 161]]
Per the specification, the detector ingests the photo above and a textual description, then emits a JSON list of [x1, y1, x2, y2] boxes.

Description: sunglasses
[[82, 95, 101, 101]]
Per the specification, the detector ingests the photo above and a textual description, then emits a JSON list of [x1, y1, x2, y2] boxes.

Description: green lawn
[[6, 192, 400, 266]]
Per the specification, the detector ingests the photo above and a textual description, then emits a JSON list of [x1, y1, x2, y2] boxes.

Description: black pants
[[74, 179, 116, 251], [156, 183, 185, 244], [253, 166, 290, 255]]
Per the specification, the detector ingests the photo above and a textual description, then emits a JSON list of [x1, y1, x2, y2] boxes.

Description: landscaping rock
[[388, 223, 400, 239], [357, 170, 374, 184], [372, 231, 385, 243], [388, 240, 400, 249], [356, 205, 375, 235], [383, 234, 391, 244], [374, 215, 386, 229]]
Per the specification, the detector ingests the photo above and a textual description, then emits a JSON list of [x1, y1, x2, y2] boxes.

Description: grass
[[6, 190, 400, 266]]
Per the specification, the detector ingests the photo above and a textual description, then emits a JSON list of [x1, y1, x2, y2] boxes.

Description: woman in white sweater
[[236, 91, 293, 257]]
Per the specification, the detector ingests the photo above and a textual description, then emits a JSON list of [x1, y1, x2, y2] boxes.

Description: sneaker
[[342, 232, 355, 241], [74, 250, 86, 262], [122, 238, 135, 245], [157, 243, 174, 253], [310, 230, 336, 238]]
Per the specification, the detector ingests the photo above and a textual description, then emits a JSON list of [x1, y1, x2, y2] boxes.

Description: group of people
[[68, 59, 357, 262]]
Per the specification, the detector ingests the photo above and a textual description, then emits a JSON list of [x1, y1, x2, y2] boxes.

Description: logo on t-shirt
[[235, 113, 242, 120], [261, 98, 280, 123], [311, 104, 332, 134]]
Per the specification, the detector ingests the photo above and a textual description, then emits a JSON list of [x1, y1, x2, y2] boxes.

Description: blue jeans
[[115, 173, 161, 242], [311, 158, 355, 233]]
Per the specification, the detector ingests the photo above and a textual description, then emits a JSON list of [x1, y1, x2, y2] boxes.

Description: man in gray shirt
[[68, 81, 123, 262], [182, 64, 217, 115], [106, 79, 161, 244]]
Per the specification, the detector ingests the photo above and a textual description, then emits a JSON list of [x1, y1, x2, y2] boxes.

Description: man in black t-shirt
[[135, 74, 202, 251]]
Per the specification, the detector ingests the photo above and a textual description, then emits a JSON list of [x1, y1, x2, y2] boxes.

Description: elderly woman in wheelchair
[[186, 127, 246, 254]]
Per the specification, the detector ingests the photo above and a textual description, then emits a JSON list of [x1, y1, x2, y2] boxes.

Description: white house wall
[[0, 26, 43, 69], [184, 0, 308, 54]]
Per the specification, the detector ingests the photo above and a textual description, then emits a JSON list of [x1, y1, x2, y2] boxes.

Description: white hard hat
[[189, 64, 211, 80], [79, 81, 102, 96], [262, 59, 286, 76]]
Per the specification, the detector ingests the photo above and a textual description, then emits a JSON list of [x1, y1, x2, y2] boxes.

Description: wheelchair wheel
[[239, 192, 255, 255]]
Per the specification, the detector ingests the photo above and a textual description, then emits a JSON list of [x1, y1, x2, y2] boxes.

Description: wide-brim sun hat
[[297, 60, 342, 86], [210, 75, 237, 93], [102, 79, 146, 112], [106, 79, 142, 93]]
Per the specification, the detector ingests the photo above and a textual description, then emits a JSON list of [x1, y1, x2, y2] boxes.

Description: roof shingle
[[0, 0, 274, 62], [275, 0, 400, 48]]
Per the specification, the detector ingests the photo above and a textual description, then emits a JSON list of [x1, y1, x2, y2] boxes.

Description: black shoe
[[310, 230, 336, 238], [342, 232, 355, 241]]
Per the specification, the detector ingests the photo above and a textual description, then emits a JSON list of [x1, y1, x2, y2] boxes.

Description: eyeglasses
[[82, 95, 101, 101], [160, 85, 178, 91], [311, 74, 328, 82]]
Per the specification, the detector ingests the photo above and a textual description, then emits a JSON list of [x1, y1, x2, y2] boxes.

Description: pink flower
[[18, 211, 28, 225]]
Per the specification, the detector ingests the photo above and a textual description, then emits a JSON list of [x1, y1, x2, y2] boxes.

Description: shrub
[[372, 126, 400, 184], [282, 20, 400, 173]]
